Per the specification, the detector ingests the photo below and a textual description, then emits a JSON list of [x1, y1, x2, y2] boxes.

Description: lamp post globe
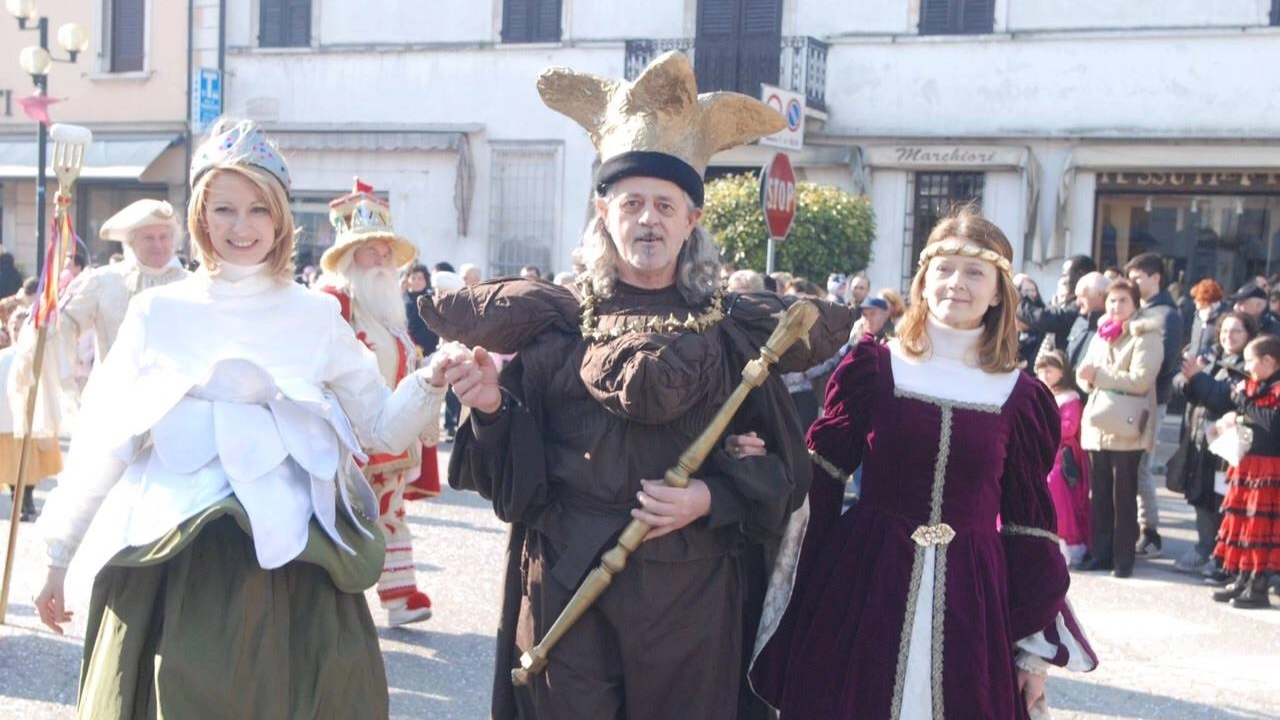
[[5, 0, 38, 22], [18, 44, 51, 76], [57, 22, 88, 58]]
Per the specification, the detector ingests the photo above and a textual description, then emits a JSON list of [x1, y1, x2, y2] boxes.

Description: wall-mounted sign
[[759, 84, 805, 151], [191, 68, 222, 133], [1096, 171, 1280, 193]]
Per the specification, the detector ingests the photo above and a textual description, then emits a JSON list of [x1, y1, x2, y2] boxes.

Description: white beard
[[346, 265, 407, 332]]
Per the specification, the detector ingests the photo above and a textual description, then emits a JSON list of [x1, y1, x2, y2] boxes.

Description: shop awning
[[0, 134, 180, 180]]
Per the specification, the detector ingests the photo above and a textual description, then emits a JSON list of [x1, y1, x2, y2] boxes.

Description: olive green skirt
[[77, 498, 389, 720]]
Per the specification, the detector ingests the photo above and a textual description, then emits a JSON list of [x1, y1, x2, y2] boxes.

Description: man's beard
[[347, 265, 407, 331]]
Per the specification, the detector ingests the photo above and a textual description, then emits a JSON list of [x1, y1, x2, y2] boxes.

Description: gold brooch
[[910, 523, 957, 547]]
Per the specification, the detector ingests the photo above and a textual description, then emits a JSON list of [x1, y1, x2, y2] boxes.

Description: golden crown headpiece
[[537, 51, 785, 206], [320, 178, 416, 273], [918, 240, 1013, 275]]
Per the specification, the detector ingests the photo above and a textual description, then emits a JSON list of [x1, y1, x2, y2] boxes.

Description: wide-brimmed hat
[[99, 199, 178, 244], [320, 178, 417, 274]]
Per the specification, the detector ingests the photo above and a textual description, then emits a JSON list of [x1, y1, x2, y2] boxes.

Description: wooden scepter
[[0, 123, 91, 625], [511, 299, 819, 686]]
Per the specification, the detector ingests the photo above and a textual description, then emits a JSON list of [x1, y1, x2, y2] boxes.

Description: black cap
[[1231, 282, 1268, 303]]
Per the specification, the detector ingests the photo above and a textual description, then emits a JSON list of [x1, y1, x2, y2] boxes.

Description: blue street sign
[[193, 68, 222, 133]]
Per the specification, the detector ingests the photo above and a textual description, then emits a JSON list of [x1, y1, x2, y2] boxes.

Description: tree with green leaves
[[701, 173, 875, 281]]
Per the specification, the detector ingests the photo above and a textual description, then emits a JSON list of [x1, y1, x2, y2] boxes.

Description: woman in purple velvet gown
[[751, 208, 1098, 719]]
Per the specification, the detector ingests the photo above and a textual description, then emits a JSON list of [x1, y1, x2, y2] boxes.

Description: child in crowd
[[1035, 350, 1091, 566], [1185, 334, 1280, 609]]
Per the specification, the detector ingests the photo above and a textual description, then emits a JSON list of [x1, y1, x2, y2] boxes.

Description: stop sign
[[760, 152, 797, 240]]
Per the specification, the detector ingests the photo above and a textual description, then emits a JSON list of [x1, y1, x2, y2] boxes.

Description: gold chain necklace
[[578, 278, 727, 343]]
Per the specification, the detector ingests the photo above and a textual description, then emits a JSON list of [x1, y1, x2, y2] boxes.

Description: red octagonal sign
[[760, 152, 797, 241]]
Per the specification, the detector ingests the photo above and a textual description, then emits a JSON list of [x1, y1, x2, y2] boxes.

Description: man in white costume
[[60, 199, 188, 366], [318, 179, 438, 627]]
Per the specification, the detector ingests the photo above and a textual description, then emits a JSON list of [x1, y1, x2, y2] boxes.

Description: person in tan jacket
[[1076, 277, 1164, 577]]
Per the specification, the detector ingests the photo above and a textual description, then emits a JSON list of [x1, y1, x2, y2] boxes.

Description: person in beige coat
[[1076, 277, 1164, 577]]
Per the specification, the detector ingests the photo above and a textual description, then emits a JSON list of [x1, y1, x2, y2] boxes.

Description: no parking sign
[[759, 84, 805, 151]]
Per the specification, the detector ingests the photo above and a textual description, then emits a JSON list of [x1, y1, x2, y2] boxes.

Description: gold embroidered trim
[[918, 239, 1013, 275], [809, 449, 850, 484], [932, 547, 949, 720], [893, 386, 1003, 414], [1001, 524, 1061, 544], [890, 546, 927, 720], [577, 277, 726, 343]]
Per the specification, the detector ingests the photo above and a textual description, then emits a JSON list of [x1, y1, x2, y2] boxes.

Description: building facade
[[0, 0, 193, 273], [9, 1, 1278, 292]]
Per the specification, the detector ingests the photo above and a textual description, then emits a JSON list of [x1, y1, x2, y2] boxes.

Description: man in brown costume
[[420, 52, 854, 720]]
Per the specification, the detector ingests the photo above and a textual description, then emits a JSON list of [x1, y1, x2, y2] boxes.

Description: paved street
[[2, 441, 1278, 719]]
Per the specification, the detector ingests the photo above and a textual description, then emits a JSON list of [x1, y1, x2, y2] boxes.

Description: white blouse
[[38, 268, 441, 596]]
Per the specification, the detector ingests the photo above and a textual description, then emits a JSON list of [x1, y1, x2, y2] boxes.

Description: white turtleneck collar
[[197, 262, 280, 297], [888, 312, 1020, 407]]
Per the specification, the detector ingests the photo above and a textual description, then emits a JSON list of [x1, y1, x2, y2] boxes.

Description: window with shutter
[[695, 0, 781, 96], [919, 0, 993, 36], [108, 0, 145, 73], [1272, 0, 1280, 26], [906, 172, 985, 284], [260, 0, 311, 48], [502, 0, 562, 43]]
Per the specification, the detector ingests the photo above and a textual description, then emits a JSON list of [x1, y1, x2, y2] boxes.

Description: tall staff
[[0, 123, 91, 624]]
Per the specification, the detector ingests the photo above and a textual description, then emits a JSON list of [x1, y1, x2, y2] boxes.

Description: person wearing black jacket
[[1061, 271, 1108, 368], [1125, 252, 1185, 558], [1017, 254, 1096, 357], [1171, 312, 1256, 575], [1229, 281, 1280, 337], [403, 264, 439, 357]]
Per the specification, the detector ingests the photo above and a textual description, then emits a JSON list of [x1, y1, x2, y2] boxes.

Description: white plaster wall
[[1008, 0, 1268, 31], [822, 31, 1280, 138], [794, 0, 911, 36], [320, 1, 494, 44], [865, 169, 909, 292]]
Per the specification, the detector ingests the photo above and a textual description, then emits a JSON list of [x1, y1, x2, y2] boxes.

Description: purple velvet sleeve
[[1000, 377, 1099, 671], [804, 337, 880, 536]]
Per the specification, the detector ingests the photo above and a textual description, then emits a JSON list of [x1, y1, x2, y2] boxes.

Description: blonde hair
[[895, 206, 1020, 373], [188, 164, 296, 280]]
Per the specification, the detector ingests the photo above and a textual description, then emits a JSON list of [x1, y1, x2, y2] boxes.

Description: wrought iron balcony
[[624, 36, 828, 113]]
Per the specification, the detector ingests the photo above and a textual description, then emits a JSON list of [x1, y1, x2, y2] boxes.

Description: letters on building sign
[[1096, 171, 1280, 192], [894, 146, 999, 165]]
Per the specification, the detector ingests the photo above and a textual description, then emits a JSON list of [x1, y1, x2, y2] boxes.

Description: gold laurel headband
[[918, 240, 1013, 275]]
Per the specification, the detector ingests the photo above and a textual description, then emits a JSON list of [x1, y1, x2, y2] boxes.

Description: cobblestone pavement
[[2, 441, 1277, 719]]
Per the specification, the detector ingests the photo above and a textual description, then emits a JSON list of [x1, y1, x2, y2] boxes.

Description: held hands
[[434, 341, 503, 415], [34, 566, 73, 635], [633, 479, 711, 540], [724, 432, 766, 460], [1016, 669, 1047, 714]]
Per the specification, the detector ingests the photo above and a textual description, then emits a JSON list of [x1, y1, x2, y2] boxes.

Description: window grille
[[488, 146, 559, 279], [904, 171, 985, 286]]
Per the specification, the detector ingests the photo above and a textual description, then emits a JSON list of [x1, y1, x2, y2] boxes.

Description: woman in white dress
[[32, 119, 443, 719]]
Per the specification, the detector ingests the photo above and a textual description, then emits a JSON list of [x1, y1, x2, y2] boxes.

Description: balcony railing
[[624, 36, 828, 113]]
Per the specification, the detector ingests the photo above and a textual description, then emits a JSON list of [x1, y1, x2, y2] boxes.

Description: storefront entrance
[[1093, 171, 1280, 291]]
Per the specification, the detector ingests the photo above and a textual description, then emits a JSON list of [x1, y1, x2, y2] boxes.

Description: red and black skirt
[[1216, 454, 1280, 573]]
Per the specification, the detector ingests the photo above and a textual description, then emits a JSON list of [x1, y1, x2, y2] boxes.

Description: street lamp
[[7, 0, 87, 274]]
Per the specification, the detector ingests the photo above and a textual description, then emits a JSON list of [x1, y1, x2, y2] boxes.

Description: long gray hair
[[578, 192, 721, 306]]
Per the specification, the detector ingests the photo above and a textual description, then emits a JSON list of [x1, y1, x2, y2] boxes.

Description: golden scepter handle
[[0, 124, 91, 625], [511, 300, 819, 686]]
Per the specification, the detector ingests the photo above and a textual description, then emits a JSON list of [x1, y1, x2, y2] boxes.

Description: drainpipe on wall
[[184, 0, 194, 223]]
